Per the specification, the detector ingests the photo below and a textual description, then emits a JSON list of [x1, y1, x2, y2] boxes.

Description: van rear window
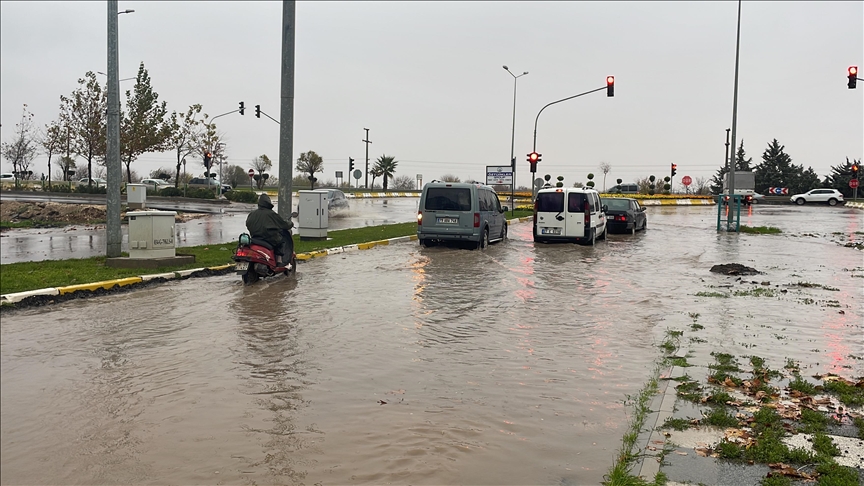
[[536, 192, 564, 212], [424, 188, 472, 211], [568, 193, 588, 212]]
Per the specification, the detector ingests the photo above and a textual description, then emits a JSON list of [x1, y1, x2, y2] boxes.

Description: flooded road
[[0, 197, 420, 264], [1, 205, 862, 485]]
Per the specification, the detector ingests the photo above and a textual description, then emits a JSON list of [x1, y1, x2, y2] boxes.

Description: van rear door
[[421, 186, 474, 236], [565, 192, 589, 238], [535, 191, 565, 237]]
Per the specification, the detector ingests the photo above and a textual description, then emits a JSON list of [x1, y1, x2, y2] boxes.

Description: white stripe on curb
[[141, 272, 178, 281], [0, 288, 60, 304]]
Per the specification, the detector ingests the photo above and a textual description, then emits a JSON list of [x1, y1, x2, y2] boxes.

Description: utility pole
[[106, 0, 122, 257], [724, 128, 731, 178], [278, 0, 296, 221], [363, 128, 371, 189], [727, 0, 742, 229]]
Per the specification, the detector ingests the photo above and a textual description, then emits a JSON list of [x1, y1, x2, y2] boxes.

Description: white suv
[[790, 188, 844, 206]]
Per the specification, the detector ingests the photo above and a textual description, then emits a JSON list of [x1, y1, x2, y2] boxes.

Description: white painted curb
[[0, 287, 60, 304]]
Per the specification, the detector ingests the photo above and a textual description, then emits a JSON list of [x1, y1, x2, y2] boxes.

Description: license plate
[[607, 215, 614, 220], [437, 217, 458, 224], [541, 227, 562, 235], [235, 262, 249, 271]]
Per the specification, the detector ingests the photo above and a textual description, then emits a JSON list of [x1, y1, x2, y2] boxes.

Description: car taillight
[[417, 211, 423, 225], [616, 215, 627, 222], [474, 213, 480, 228]]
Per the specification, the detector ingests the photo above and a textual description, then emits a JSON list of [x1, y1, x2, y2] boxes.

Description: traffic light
[[527, 152, 541, 172], [671, 163, 677, 177], [606, 76, 614, 97], [849, 66, 858, 89], [255, 105, 261, 118], [239, 101, 245, 115], [853, 162, 860, 176], [349, 157, 355, 172], [203, 151, 212, 169]]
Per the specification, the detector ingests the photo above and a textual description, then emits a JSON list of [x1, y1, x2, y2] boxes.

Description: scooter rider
[[246, 193, 294, 266]]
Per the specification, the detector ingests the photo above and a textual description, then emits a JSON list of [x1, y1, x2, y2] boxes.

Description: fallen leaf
[[674, 451, 688, 455], [723, 377, 738, 388], [377, 400, 387, 405]]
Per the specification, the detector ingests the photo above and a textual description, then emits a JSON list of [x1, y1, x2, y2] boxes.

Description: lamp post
[[503, 66, 528, 216], [726, 0, 743, 230], [106, 2, 134, 258]]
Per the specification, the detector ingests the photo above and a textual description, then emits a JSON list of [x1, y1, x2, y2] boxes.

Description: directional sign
[[768, 187, 789, 195], [486, 166, 513, 185], [681, 175, 692, 186], [335, 171, 343, 178], [248, 169, 255, 178], [850, 179, 860, 189]]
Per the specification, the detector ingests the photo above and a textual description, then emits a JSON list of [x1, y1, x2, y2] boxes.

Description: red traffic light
[[527, 152, 539, 162], [606, 76, 614, 97], [850, 66, 858, 76], [849, 66, 858, 89]]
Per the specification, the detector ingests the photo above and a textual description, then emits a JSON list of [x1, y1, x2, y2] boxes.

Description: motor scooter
[[233, 230, 296, 284]]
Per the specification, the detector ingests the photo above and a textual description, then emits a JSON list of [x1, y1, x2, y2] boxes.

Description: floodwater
[[0, 198, 420, 264], [1, 205, 862, 485]]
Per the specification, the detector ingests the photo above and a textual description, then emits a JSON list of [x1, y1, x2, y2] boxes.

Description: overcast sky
[[1, 1, 862, 190]]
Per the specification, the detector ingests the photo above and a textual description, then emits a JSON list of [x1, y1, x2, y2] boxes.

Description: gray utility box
[[128, 210, 176, 258], [298, 190, 329, 239], [126, 183, 147, 209]]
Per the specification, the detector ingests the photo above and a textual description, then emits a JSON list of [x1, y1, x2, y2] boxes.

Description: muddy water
[[1, 205, 862, 485]]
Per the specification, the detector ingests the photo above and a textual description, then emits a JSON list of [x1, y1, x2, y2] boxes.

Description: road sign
[[335, 171, 343, 178], [681, 175, 692, 186], [353, 169, 362, 180], [533, 178, 544, 189], [850, 179, 859, 188], [768, 187, 789, 195], [486, 166, 513, 185], [248, 169, 254, 178]]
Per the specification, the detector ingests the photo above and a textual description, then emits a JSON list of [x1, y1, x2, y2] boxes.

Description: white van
[[533, 187, 607, 245]]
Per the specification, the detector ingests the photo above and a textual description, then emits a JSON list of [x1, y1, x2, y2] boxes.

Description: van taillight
[[417, 211, 423, 225], [584, 201, 590, 238], [474, 213, 480, 228]]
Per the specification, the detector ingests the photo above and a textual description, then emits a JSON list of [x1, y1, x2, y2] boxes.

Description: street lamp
[[503, 65, 528, 216], [97, 71, 135, 82]]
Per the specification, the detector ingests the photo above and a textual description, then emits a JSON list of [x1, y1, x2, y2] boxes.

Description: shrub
[[185, 188, 216, 200], [158, 187, 183, 197], [46, 184, 74, 193], [75, 185, 107, 194], [225, 190, 259, 204]]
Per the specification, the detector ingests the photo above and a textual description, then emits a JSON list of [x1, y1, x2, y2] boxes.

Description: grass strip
[[740, 225, 782, 234], [1, 222, 422, 295]]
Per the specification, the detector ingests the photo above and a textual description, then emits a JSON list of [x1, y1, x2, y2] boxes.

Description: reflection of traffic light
[[349, 157, 355, 172], [203, 151, 212, 169], [606, 76, 614, 97], [849, 66, 858, 89], [255, 105, 261, 118], [239, 101, 245, 115], [671, 163, 677, 177]]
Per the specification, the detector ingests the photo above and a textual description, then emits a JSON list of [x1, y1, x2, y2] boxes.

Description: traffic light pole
[[532, 86, 606, 151]]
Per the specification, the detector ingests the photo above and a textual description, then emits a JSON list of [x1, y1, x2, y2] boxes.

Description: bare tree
[[60, 71, 107, 185], [599, 161, 611, 192], [440, 174, 461, 182], [391, 174, 414, 190], [40, 120, 66, 186], [693, 176, 710, 195], [198, 116, 227, 175], [1, 104, 39, 180], [252, 154, 273, 189], [165, 104, 204, 188]]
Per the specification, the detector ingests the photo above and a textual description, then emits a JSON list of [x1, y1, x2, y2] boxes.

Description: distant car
[[0, 173, 14, 180], [78, 177, 106, 187], [187, 177, 221, 191], [140, 178, 172, 191], [790, 188, 844, 206], [750, 192, 765, 204], [325, 189, 349, 210], [601, 197, 647, 234], [606, 183, 640, 194]]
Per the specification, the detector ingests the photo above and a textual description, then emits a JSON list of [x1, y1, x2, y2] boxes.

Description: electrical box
[[128, 210, 176, 258], [126, 183, 147, 209], [298, 190, 329, 239]]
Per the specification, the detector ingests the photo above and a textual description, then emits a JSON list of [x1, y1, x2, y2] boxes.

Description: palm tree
[[373, 154, 398, 190]]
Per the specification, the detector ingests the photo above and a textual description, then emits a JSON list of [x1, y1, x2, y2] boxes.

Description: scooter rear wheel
[[242, 269, 260, 285]]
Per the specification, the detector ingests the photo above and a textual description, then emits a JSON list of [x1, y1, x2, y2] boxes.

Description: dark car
[[601, 197, 647, 234]]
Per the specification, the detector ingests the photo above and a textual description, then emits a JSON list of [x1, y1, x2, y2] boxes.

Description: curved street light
[[503, 65, 528, 216]]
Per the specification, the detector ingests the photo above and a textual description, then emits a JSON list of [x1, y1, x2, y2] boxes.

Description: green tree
[[198, 115, 226, 175], [373, 154, 399, 190], [1, 104, 39, 182], [54, 155, 77, 182], [295, 150, 323, 189], [40, 120, 66, 186], [710, 140, 752, 194], [252, 154, 273, 189], [753, 139, 820, 194], [823, 157, 861, 198], [60, 71, 106, 185], [165, 104, 204, 188], [120, 63, 169, 183], [369, 166, 384, 189], [224, 164, 249, 189]]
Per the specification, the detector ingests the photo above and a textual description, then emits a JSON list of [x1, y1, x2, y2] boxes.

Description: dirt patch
[[710, 263, 761, 276], [1, 201, 205, 228]]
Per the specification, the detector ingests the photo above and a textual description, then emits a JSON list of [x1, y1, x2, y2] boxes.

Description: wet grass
[[760, 475, 792, 486], [822, 379, 864, 407], [793, 281, 840, 291], [799, 407, 829, 433], [705, 390, 734, 405], [695, 291, 728, 298], [675, 380, 703, 402], [0, 222, 419, 295], [660, 417, 692, 431], [740, 225, 782, 234], [665, 356, 691, 368], [854, 417, 864, 440], [788, 375, 818, 395], [703, 407, 739, 427], [709, 352, 742, 373], [733, 287, 777, 298], [0, 220, 80, 229]]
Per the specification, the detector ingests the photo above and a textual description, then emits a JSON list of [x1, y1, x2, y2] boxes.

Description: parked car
[[187, 177, 221, 191], [140, 178, 172, 191], [416, 181, 508, 249], [78, 177, 106, 187], [750, 192, 765, 204], [325, 189, 349, 210], [789, 188, 844, 206], [534, 187, 607, 245], [601, 197, 647, 234], [606, 183, 640, 194], [0, 173, 14, 181]]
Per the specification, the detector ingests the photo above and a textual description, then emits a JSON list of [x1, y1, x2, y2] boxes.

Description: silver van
[[417, 182, 508, 249], [607, 183, 639, 194], [533, 187, 607, 245]]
